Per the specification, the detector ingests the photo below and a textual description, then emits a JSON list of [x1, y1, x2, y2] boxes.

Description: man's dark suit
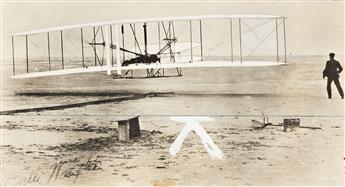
[[323, 59, 344, 98]]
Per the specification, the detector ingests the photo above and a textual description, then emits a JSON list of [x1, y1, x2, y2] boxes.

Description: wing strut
[[60, 31, 64, 69], [239, 19, 243, 63], [275, 18, 279, 62], [283, 18, 287, 63], [104, 25, 112, 75], [47, 32, 51, 70], [143, 23, 148, 55], [100, 27, 105, 65], [80, 28, 85, 68], [229, 19, 233, 62], [93, 27, 97, 66], [189, 20, 193, 63], [115, 24, 121, 75], [121, 25, 126, 60], [110, 25, 114, 66], [199, 20, 203, 62], [11, 36, 15, 75], [25, 35, 29, 73]]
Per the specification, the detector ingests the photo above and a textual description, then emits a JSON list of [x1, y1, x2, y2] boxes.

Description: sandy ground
[[0, 56, 344, 186]]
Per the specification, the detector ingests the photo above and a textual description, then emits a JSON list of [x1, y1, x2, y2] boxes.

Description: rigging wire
[[206, 19, 278, 57], [129, 24, 143, 55], [245, 24, 278, 57], [242, 21, 278, 56]]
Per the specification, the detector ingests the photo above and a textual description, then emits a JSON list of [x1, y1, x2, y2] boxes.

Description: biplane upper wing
[[10, 15, 287, 79], [10, 15, 285, 36]]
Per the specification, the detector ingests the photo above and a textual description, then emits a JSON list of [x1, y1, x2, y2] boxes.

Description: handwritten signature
[[47, 155, 103, 184]]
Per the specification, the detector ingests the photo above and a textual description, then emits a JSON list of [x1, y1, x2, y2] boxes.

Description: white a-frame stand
[[169, 116, 224, 160]]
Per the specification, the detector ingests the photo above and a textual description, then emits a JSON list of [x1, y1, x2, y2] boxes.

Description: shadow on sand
[[0, 92, 174, 115], [1, 91, 277, 115]]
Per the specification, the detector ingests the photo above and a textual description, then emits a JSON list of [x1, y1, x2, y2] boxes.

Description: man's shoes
[[328, 97, 332, 99], [342, 96, 344, 99]]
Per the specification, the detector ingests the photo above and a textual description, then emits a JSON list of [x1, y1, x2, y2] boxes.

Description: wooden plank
[[129, 117, 141, 138], [118, 120, 130, 141], [117, 116, 141, 141]]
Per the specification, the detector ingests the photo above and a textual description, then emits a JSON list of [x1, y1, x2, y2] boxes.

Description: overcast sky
[[1, 0, 344, 61]]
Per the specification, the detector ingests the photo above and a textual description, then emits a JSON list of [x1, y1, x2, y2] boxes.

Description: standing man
[[323, 53, 344, 99]]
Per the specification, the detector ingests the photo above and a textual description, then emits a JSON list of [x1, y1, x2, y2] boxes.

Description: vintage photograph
[[0, 0, 344, 186]]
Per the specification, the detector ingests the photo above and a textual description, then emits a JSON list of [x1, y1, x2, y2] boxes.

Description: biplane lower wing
[[12, 61, 286, 79]]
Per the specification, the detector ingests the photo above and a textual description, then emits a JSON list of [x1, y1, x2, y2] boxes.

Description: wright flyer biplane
[[10, 15, 288, 79]]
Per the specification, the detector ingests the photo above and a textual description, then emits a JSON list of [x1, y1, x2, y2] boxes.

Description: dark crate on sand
[[117, 116, 141, 141], [283, 118, 300, 132]]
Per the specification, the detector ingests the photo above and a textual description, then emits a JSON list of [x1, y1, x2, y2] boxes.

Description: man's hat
[[329, 52, 335, 58]]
